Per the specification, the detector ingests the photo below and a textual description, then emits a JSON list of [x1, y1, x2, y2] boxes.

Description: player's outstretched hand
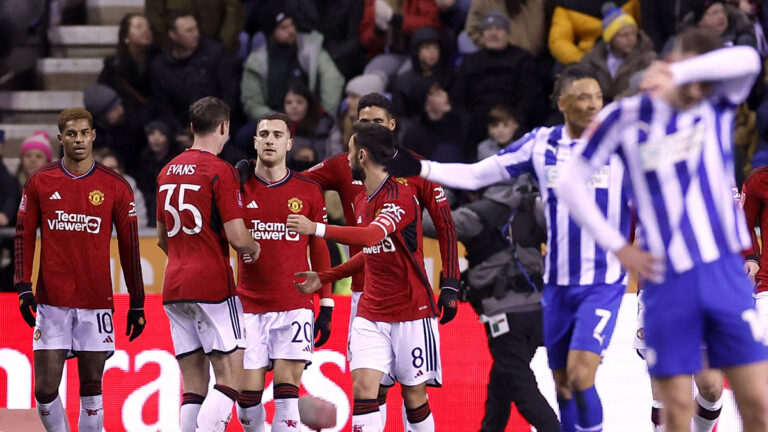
[[235, 159, 253, 189], [16, 283, 36, 328], [286, 214, 316, 236], [126, 308, 146, 341], [438, 287, 459, 324], [314, 306, 333, 347], [294, 271, 322, 294], [385, 146, 423, 178], [615, 244, 664, 283], [745, 260, 759, 284]]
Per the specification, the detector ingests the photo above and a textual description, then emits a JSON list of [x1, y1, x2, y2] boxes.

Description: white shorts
[[33, 305, 115, 358], [349, 316, 442, 387], [754, 292, 768, 345], [348, 292, 362, 360], [633, 291, 646, 354], [164, 297, 245, 357], [243, 308, 314, 370]]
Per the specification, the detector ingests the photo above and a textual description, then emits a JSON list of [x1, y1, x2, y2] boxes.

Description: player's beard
[[351, 159, 366, 182]]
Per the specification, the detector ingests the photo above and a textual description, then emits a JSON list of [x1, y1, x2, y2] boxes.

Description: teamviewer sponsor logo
[[362, 237, 396, 254], [47, 211, 102, 234], [249, 220, 300, 241]]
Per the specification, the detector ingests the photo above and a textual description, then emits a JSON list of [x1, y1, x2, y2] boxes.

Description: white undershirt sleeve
[[420, 156, 509, 190]]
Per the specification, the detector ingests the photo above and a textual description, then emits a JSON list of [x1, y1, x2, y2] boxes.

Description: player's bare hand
[[286, 214, 316, 236], [745, 260, 760, 284], [639, 61, 674, 98], [242, 241, 261, 264], [294, 271, 322, 294], [615, 244, 664, 283]]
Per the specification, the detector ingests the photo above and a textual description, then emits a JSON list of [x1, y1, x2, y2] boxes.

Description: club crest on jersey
[[395, 177, 409, 185], [88, 189, 105, 206], [34, 329, 41, 341], [287, 197, 303, 213]]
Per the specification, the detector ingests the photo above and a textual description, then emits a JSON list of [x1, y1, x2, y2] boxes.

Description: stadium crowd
[[4, 1, 768, 432]]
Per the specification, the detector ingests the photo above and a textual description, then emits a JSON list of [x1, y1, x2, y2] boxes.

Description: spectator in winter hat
[[325, 71, 389, 156], [240, 2, 344, 122], [17, 130, 53, 188], [83, 83, 145, 175], [580, 2, 656, 102]]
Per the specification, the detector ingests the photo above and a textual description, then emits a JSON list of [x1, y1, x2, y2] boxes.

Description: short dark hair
[[189, 97, 230, 136], [168, 9, 195, 32], [358, 93, 393, 117], [551, 64, 600, 105], [58, 108, 93, 132], [487, 105, 517, 126], [351, 122, 395, 165], [257, 112, 292, 137], [674, 27, 722, 57]]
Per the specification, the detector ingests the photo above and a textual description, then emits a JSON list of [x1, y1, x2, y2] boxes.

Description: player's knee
[[400, 386, 427, 408], [34, 388, 59, 404], [352, 379, 379, 399], [565, 365, 595, 391], [34, 374, 61, 399]]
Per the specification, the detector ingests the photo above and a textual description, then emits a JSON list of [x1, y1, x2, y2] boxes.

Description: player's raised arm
[[661, 45, 761, 105], [14, 175, 41, 327], [113, 181, 146, 341]]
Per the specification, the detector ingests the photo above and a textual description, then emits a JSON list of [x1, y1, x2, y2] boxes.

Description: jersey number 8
[[159, 184, 203, 237]]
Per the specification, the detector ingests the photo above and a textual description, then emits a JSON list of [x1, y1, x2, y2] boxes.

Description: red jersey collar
[[60, 160, 96, 179]]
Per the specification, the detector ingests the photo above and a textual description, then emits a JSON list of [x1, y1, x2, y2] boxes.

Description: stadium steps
[[0, 91, 83, 124], [48, 25, 119, 58], [87, 0, 144, 25], [36, 58, 104, 91]]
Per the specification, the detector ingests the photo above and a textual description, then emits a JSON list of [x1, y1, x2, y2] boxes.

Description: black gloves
[[385, 146, 422, 178], [438, 276, 460, 324], [314, 306, 333, 347], [235, 159, 253, 191], [16, 282, 36, 328], [126, 308, 146, 342]]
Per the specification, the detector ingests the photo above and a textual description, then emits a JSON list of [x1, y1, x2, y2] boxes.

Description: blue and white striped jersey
[[491, 125, 632, 286], [575, 92, 753, 274]]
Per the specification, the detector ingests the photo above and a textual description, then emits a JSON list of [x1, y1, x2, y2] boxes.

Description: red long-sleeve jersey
[[15, 161, 144, 309], [742, 166, 768, 292], [320, 176, 437, 322], [304, 152, 460, 291], [237, 169, 331, 313]]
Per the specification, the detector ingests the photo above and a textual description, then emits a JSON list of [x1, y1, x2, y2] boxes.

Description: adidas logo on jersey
[[303, 345, 312, 353], [102, 336, 113, 343], [414, 370, 423, 379], [49, 191, 62, 200], [247, 200, 258, 209]]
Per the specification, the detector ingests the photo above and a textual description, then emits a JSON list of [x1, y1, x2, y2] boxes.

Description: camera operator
[[423, 174, 559, 432]]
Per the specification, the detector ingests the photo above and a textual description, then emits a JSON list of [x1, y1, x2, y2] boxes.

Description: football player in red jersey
[[15, 107, 145, 432], [289, 123, 444, 432], [741, 167, 768, 334], [233, 113, 333, 432], [156, 97, 261, 432], [302, 93, 459, 427]]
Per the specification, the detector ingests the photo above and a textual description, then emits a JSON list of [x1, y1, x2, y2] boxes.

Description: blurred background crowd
[[0, 0, 767, 287]]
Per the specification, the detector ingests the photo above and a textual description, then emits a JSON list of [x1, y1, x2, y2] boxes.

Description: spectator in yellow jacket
[[548, 0, 640, 65]]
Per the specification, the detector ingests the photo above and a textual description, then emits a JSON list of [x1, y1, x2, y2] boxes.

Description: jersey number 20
[[159, 184, 203, 237]]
